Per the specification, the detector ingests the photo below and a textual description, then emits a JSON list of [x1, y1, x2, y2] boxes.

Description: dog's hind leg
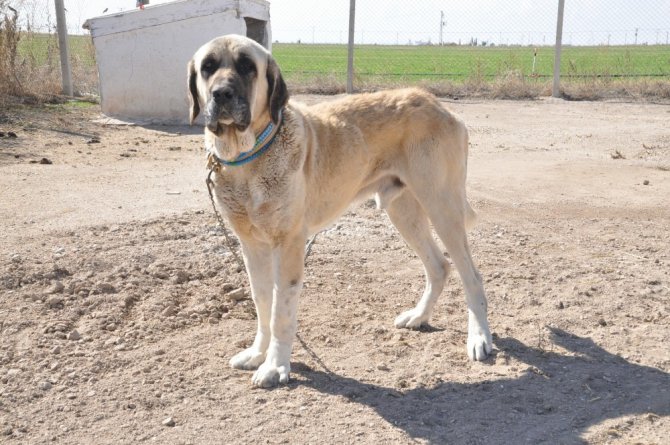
[[421, 192, 492, 361], [229, 242, 273, 370], [386, 190, 450, 329]]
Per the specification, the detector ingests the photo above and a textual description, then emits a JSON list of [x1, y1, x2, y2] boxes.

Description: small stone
[[152, 270, 169, 280], [123, 295, 137, 308], [51, 346, 61, 354], [226, 288, 247, 301], [162, 417, 175, 427], [221, 282, 236, 292], [49, 281, 65, 294], [597, 318, 607, 327], [161, 304, 177, 317], [67, 330, 81, 341], [172, 270, 190, 284], [2, 427, 12, 436], [557, 301, 564, 310], [46, 296, 64, 309], [643, 179, 650, 185], [8, 131, 17, 138], [39, 381, 52, 391], [95, 282, 117, 294], [39, 157, 53, 165]]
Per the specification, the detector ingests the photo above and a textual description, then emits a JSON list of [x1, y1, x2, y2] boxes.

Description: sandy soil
[[1, 96, 669, 444]]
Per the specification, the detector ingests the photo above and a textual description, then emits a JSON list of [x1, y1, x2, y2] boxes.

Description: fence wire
[[4, 0, 670, 98], [272, 0, 670, 95]]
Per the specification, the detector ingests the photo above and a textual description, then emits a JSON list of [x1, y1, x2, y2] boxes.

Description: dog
[[188, 35, 492, 388]]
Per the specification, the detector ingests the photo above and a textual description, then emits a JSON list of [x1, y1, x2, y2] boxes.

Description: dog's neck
[[206, 110, 282, 167]]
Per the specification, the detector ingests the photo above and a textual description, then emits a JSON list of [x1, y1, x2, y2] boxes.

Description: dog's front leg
[[230, 242, 273, 370], [251, 234, 304, 388]]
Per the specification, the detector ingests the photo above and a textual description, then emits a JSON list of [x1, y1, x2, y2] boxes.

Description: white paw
[[394, 308, 430, 329], [467, 330, 493, 361], [252, 362, 290, 388], [229, 348, 266, 370]]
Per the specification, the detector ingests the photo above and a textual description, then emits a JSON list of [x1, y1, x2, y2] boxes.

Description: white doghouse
[[84, 0, 271, 124]]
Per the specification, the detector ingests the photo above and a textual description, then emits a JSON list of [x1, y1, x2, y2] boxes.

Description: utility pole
[[635, 27, 639, 45], [54, 0, 73, 96], [439, 11, 446, 46], [552, 0, 565, 98]]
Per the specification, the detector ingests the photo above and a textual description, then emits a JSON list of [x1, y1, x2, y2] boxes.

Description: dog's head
[[188, 35, 288, 156]]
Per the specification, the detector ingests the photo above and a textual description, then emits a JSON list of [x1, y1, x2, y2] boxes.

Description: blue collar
[[208, 110, 283, 167]]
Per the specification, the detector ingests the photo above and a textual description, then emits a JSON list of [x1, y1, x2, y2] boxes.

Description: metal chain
[[205, 168, 245, 270], [205, 165, 318, 272]]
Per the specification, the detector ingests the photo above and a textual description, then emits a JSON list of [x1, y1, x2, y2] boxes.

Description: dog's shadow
[[293, 328, 669, 444]]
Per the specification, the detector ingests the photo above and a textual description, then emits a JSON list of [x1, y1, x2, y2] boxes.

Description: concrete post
[[54, 0, 74, 96], [552, 0, 565, 98], [347, 0, 355, 94]]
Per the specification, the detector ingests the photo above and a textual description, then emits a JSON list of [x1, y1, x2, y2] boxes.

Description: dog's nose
[[212, 86, 234, 103]]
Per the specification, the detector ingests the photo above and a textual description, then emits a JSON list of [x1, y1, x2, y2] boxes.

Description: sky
[[13, 0, 670, 46]]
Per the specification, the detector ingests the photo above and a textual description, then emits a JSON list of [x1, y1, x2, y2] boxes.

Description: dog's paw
[[251, 362, 290, 388], [467, 331, 493, 361], [230, 348, 266, 370], [394, 308, 430, 329]]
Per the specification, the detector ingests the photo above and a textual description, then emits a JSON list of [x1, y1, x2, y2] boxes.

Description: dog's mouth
[[205, 101, 250, 135]]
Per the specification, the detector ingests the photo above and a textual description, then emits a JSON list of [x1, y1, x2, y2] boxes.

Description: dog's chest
[[214, 172, 290, 241]]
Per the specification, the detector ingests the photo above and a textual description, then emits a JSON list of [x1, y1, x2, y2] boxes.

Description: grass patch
[[274, 43, 670, 98], [3, 1, 97, 102]]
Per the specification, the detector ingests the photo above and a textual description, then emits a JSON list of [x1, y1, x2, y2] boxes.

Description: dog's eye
[[201, 58, 217, 76], [236, 55, 256, 76]]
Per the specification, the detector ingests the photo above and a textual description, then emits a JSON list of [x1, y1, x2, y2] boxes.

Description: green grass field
[[16, 33, 96, 67], [11, 34, 670, 98], [273, 43, 670, 83], [18, 35, 668, 82]]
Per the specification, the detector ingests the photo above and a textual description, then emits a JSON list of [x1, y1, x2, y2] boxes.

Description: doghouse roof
[[83, 0, 270, 37]]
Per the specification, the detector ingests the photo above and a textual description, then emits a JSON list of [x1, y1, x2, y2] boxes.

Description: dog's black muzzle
[[205, 86, 251, 134]]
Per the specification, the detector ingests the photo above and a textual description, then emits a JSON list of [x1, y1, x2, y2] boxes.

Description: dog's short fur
[[188, 35, 492, 388]]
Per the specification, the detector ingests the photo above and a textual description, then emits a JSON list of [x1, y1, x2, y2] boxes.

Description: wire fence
[[1, 0, 97, 98], [272, 0, 670, 98], [3, 0, 670, 99]]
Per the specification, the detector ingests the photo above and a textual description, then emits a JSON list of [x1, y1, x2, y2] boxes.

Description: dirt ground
[[1, 95, 669, 445]]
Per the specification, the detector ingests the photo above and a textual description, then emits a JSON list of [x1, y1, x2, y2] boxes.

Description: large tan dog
[[188, 35, 492, 388]]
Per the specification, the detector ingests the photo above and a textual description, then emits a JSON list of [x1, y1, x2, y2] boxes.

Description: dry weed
[[0, 1, 22, 96]]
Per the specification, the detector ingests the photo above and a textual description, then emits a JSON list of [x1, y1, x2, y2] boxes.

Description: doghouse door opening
[[244, 17, 268, 47]]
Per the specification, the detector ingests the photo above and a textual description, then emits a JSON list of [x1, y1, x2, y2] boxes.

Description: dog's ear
[[188, 59, 200, 125], [266, 55, 289, 124]]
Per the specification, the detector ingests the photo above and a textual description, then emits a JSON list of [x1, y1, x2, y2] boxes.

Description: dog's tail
[[462, 125, 478, 231], [464, 200, 478, 230]]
